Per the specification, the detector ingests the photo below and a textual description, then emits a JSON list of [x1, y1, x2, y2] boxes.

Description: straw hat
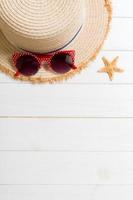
[[0, 0, 112, 83]]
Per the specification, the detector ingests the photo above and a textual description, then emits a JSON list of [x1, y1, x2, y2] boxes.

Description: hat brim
[[0, 0, 112, 83]]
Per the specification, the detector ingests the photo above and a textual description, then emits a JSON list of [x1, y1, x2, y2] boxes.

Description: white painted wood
[[0, 152, 133, 184], [0, 84, 132, 117], [112, 0, 133, 17], [0, 185, 132, 200], [0, 118, 133, 152], [104, 18, 133, 50]]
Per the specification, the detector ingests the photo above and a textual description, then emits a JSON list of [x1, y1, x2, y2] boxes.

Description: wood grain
[[112, 0, 133, 17], [0, 151, 133, 184], [0, 185, 132, 200], [0, 118, 133, 152], [0, 84, 132, 117]]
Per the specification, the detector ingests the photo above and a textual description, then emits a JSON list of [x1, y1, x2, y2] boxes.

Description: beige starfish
[[98, 57, 124, 81]]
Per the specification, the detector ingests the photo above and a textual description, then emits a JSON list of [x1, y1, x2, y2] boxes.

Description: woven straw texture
[[0, 0, 112, 83], [0, 0, 84, 53]]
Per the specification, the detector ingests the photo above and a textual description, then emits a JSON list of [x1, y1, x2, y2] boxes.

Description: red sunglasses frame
[[12, 50, 77, 77]]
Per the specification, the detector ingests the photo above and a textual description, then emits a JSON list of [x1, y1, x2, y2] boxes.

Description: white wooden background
[[0, 0, 133, 199]]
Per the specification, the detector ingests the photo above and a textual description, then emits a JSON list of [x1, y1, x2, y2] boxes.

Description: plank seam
[[0, 116, 133, 119], [0, 150, 133, 152], [0, 184, 133, 186]]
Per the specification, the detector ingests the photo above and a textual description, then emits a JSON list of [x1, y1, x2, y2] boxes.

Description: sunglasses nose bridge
[[37, 54, 52, 64]]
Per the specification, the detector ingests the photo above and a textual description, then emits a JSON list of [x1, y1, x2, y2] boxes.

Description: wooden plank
[[0, 185, 132, 200], [0, 152, 133, 184], [0, 84, 132, 117], [0, 118, 133, 151], [112, 0, 133, 17], [104, 19, 133, 50]]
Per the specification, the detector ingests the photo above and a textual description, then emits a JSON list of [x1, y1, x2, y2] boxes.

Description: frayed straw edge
[[0, 0, 112, 84]]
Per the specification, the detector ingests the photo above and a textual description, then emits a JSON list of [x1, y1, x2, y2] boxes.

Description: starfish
[[98, 57, 124, 81]]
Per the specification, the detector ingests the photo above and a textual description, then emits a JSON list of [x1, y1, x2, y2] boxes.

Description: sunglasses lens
[[16, 55, 40, 76], [51, 53, 74, 74]]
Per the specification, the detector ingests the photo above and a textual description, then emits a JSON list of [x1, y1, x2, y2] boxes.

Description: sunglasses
[[12, 50, 77, 77]]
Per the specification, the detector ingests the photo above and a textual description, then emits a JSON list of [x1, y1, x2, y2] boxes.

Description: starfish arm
[[112, 56, 119, 65], [114, 67, 124, 73], [102, 57, 110, 66], [98, 67, 107, 73], [108, 72, 114, 81]]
